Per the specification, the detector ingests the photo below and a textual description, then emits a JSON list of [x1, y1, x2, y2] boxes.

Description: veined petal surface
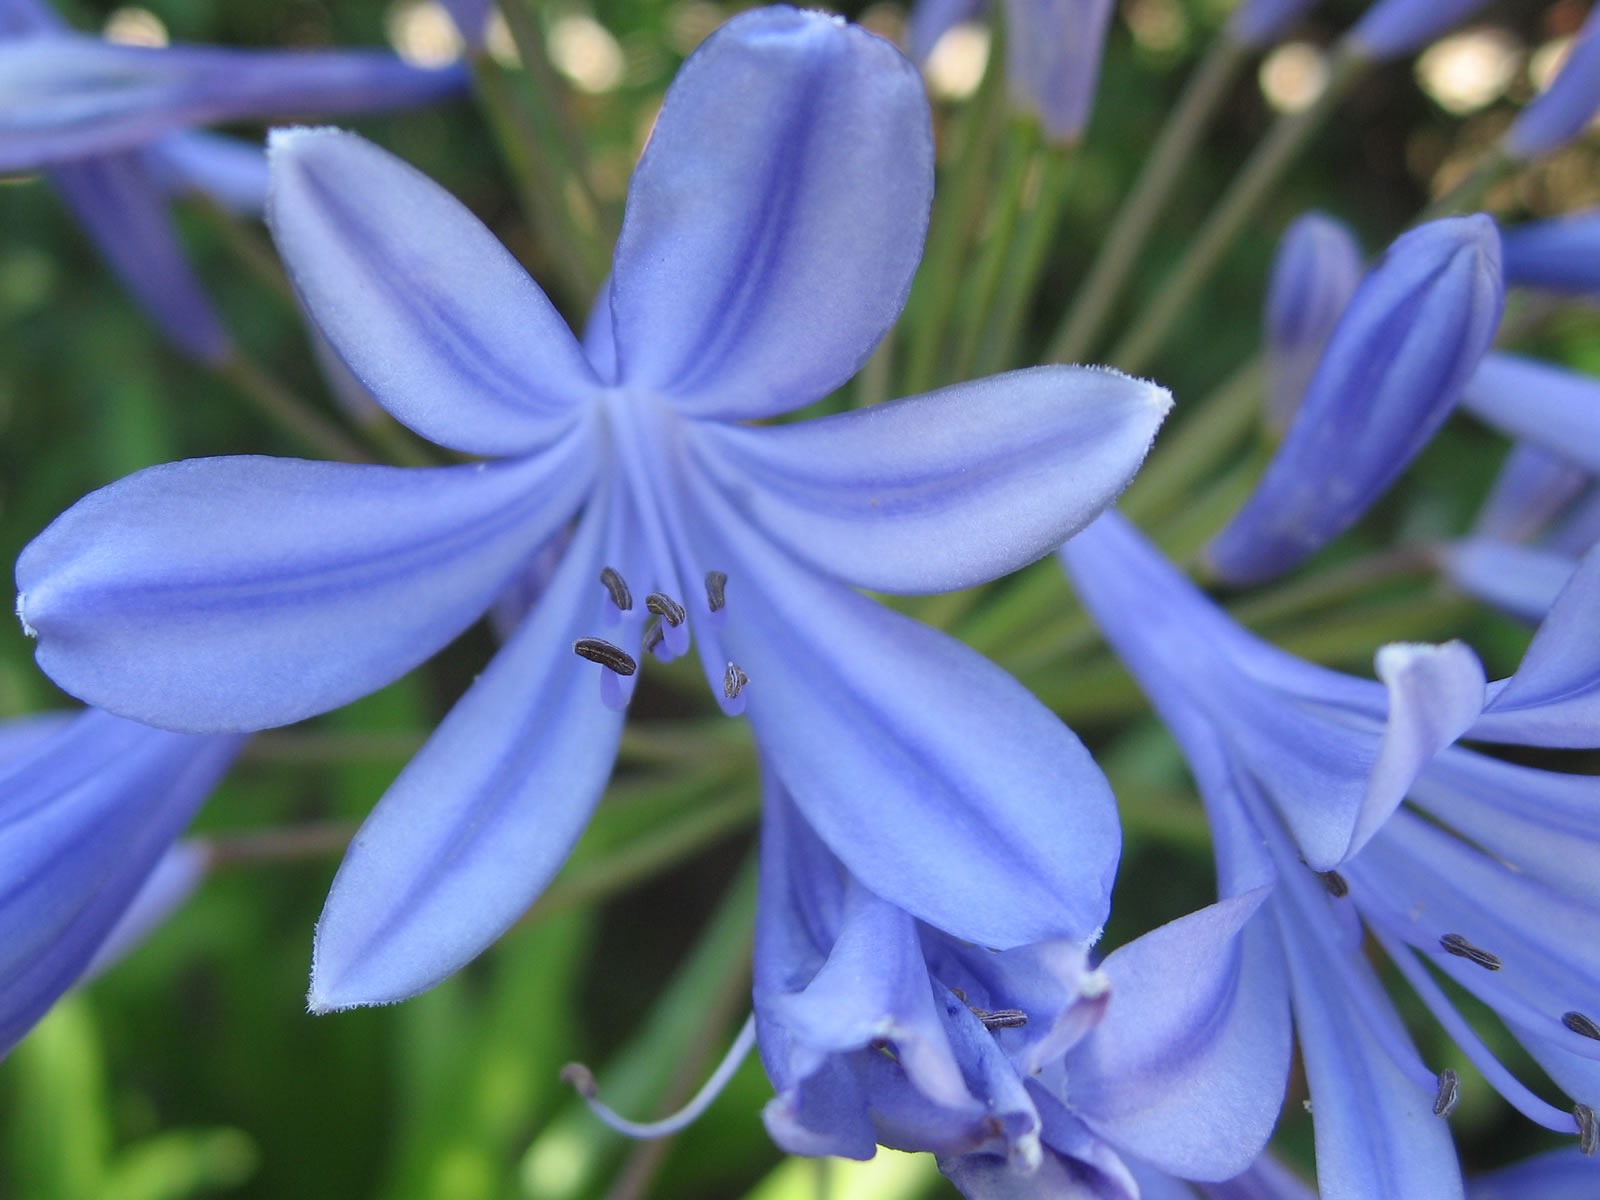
[[17, 446, 596, 732], [52, 149, 230, 363], [309, 494, 625, 1009], [685, 366, 1168, 593], [1071, 894, 1287, 1181], [269, 128, 600, 455], [608, 7, 930, 421], [0, 37, 466, 171], [690, 484, 1118, 949]]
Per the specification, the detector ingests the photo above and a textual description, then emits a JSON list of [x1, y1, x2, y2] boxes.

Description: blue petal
[[1000, 0, 1115, 144], [81, 840, 208, 980], [609, 8, 930, 421], [1468, 1148, 1600, 1200], [145, 130, 269, 214], [17, 447, 596, 732], [1225, 0, 1319, 47], [268, 127, 600, 456], [1208, 215, 1503, 585], [685, 366, 1169, 594], [1471, 443, 1591, 543], [1460, 353, 1600, 476], [1473, 542, 1600, 747], [689, 483, 1119, 949], [0, 711, 239, 1058], [0, 0, 61, 37], [1270, 865, 1466, 1200], [0, 36, 466, 170], [1263, 212, 1363, 433], [1347, 0, 1493, 60], [51, 150, 231, 363], [1444, 538, 1577, 624], [437, 0, 494, 49], [1500, 210, 1600, 297], [1071, 893, 1290, 1181], [1504, 4, 1600, 159], [907, 0, 987, 63], [309, 492, 625, 1009]]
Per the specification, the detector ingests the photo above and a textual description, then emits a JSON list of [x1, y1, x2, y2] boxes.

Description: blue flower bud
[[1263, 211, 1363, 433], [1346, 0, 1491, 61], [1504, 5, 1600, 159], [1500, 209, 1600, 297], [1209, 215, 1503, 584], [1226, 0, 1320, 49]]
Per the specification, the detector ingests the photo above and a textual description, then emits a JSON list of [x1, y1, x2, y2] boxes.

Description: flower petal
[[1444, 538, 1577, 624], [1468, 1148, 1600, 1200], [1263, 212, 1363, 434], [689, 484, 1118, 949], [1348, 0, 1492, 61], [0, 711, 239, 1058], [1500, 210, 1600, 297], [609, 7, 930, 421], [1503, 2, 1600, 160], [1473, 542, 1600, 747], [1459, 353, 1600, 476], [17, 445, 596, 732], [1471, 443, 1590, 543], [146, 130, 269, 214], [685, 366, 1169, 593], [51, 150, 231, 363], [1071, 892, 1290, 1181], [0, 36, 465, 170], [1001, 0, 1115, 144], [1208, 216, 1503, 585], [268, 127, 600, 456], [309, 492, 625, 1009]]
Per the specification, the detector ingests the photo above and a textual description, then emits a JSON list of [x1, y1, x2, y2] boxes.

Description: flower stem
[[1108, 47, 1367, 375], [214, 353, 372, 463], [1047, 33, 1250, 365]]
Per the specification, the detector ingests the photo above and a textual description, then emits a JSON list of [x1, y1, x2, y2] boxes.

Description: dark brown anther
[[559, 1062, 599, 1099], [1320, 870, 1349, 898], [599, 567, 632, 611], [705, 570, 728, 612], [573, 637, 637, 676], [1564, 1012, 1600, 1041], [723, 662, 748, 701], [1439, 933, 1501, 971], [642, 622, 665, 654], [645, 592, 687, 627], [1433, 1069, 1459, 1117], [976, 1008, 1029, 1031], [1576, 1103, 1599, 1156]]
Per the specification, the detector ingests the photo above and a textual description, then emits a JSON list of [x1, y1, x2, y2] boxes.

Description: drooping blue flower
[[908, 0, 1115, 144], [1063, 511, 1600, 1197], [1500, 209, 1600, 299], [17, 7, 1171, 1012], [1208, 214, 1503, 585], [1261, 211, 1363, 433], [0, 708, 241, 1060], [754, 771, 1287, 1197], [0, 0, 467, 362], [1502, 2, 1600, 162]]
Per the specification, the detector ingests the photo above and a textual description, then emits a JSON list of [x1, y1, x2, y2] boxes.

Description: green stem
[[956, 559, 1074, 656], [976, 147, 1076, 375], [1048, 34, 1251, 365], [1108, 47, 1368, 375], [1417, 149, 1514, 222], [1223, 543, 1434, 629], [203, 821, 358, 868], [214, 353, 371, 463], [901, 45, 1010, 396], [948, 120, 1039, 379], [190, 196, 295, 305]]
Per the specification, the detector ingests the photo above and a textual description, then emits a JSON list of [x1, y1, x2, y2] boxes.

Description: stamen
[[1433, 1069, 1460, 1117], [705, 570, 728, 612], [573, 637, 637, 676], [560, 1013, 757, 1139], [723, 662, 748, 701], [645, 592, 687, 627], [1563, 1011, 1600, 1041], [1439, 932, 1501, 971], [642, 622, 665, 655], [1577, 1103, 1599, 1156], [976, 1008, 1029, 1031], [1319, 870, 1349, 898], [599, 567, 632, 611]]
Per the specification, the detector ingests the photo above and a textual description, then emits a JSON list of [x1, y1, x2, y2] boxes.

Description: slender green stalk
[[975, 147, 1075, 374], [948, 121, 1039, 378], [1223, 543, 1433, 629], [215, 353, 372, 463], [1048, 33, 1251, 364], [1109, 47, 1368, 375], [1417, 149, 1514, 222], [191, 196, 295, 304], [203, 821, 358, 868], [469, 53, 599, 305], [901, 43, 1010, 396], [956, 558, 1074, 656]]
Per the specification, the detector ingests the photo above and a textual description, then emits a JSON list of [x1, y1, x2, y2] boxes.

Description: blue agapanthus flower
[[0, 0, 466, 361], [1063, 511, 1600, 1198], [753, 771, 1287, 1199], [17, 7, 1169, 1013], [0, 708, 241, 1060]]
